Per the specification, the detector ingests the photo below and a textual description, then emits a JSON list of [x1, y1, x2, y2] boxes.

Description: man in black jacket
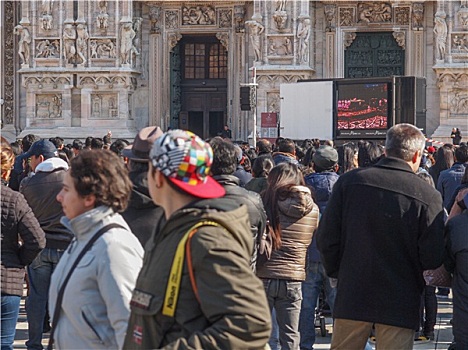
[[317, 124, 445, 350], [19, 139, 73, 350], [209, 138, 267, 270], [122, 126, 165, 247]]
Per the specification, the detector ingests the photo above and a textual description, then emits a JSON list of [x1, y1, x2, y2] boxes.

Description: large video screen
[[335, 82, 391, 139]]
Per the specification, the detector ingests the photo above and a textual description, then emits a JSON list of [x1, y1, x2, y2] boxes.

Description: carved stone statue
[[120, 22, 136, 65], [325, 5, 336, 31], [297, 18, 311, 64], [97, 0, 109, 30], [276, 0, 287, 12], [41, 14, 53, 30], [14, 25, 31, 66], [246, 20, 265, 63], [41, 0, 53, 15], [434, 12, 448, 61], [76, 24, 89, 65], [273, 11, 288, 31], [63, 24, 77, 64], [149, 6, 161, 33], [412, 3, 424, 29]]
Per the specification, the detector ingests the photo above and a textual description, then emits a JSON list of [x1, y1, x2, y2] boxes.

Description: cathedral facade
[[1, 0, 467, 142]]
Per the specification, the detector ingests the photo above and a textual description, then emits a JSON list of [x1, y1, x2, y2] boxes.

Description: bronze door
[[345, 32, 405, 78]]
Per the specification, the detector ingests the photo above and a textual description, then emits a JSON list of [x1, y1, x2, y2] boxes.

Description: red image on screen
[[337, 83, 388, 131]]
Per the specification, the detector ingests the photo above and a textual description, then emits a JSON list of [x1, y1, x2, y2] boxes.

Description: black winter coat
[[213, 174, 267, 269], [1, 182, 45, 296], [122, 171, 165, 247], [317, 157, 445, 330]]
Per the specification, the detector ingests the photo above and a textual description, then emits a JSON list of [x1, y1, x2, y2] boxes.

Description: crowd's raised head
[[313, 145, 339, 173], [385, 123, 426, 162]]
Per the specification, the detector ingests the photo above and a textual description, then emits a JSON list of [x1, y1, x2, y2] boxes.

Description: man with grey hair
[[317, 124, 445, 349]]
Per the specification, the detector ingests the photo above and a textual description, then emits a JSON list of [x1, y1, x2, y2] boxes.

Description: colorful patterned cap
[[149, 129, 225, 199]]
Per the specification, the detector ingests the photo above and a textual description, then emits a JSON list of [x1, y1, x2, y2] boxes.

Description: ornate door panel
[[345, 32, 404, 78]]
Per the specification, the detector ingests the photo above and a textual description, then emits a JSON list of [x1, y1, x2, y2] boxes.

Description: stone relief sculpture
[[434, 12, 448, 61], [297, 17, 311, 64], [393, 31, 406, 50], [234, 6, 245, 33], [216, 32, 229, 51], [453, 34, 468, 52], [149, 6, 161, 33], [36, 94, 62, 118], [325, 5, 336, 31], [344, 32, 357, 48], [451, 90, 468, 114], [412, 3, 424, 29], [14, 25, 31, 67], [182, 6, 215, 25], [76, 24, 89, 65], [246, 20, 265, 63], [97, 1, 109, 30], [269, 40, 278, 55], [36, 39, 60, 58], [358, 3, 392, 24], [131, 18, 143, 64], [395, 7, 410, 26], [219, 10, 232, 28], [90, 39, 116, 58], [63, 24, 77, 64], [283, 37, 292, 55], [165, 10, 179, 29], [273, 1, 288, 31], [120, 22, 136, 65], [340, 8, 354, 26], [168, 32, 182, 52], [40, 0, 53, 31], [458, 5, 468, 29]]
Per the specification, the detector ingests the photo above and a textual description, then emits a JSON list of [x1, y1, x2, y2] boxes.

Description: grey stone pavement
[[14, 294, 454, 349]]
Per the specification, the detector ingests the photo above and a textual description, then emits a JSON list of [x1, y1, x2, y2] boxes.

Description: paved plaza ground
[[14, 293, 455, 349]]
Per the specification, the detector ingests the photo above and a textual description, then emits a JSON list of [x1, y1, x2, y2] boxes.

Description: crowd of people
[[1, 124, 467, 350]]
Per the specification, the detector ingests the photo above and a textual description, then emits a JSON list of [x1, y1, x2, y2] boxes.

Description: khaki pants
[[331, 318, 414, 350]]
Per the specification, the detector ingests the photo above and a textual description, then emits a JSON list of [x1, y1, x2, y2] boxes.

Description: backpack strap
[[48, 223, 125, 350], [162, 220, 228, 317]]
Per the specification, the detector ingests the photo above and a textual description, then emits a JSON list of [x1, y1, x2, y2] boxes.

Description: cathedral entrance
[[344, 32, 405, 78], [174, 35, 228, 139]]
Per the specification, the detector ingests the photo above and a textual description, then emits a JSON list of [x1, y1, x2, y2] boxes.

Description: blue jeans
[[299, 261, 337, 350], [26, 248, 65, 350], [1, 295, 21, 350], [263, 279, 302, 350]]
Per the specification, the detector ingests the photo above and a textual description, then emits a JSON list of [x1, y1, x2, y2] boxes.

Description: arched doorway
[[172, 35, 228, 139], [344, 32, 404, 78]]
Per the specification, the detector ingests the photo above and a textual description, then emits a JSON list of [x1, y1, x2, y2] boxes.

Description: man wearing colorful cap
[[124, 129, 271, 349], [19, 139, 73, 350]]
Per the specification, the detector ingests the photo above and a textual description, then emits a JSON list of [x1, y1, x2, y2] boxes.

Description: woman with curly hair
[[1, 137, 45, 350], [257, 162, 319, 349], [49, 150, 143, 349]]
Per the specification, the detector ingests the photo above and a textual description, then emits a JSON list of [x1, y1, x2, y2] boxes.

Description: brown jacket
[[1, 182, 45, 296], [257, 185, 319, 281]]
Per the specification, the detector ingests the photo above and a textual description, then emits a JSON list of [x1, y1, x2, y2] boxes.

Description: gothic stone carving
[[4, 1, 15, 124], [149, 5, 161, 33], [35, 39, 60, 58], [393, 31, 406, 50], [62, 24, 76, 65], [358, 3, 392, 24], [395, 7, 410, 26], [339, 8, 355, 27], [14, 25, 31, 67], [297, 18, 311, 63], [168, 32, 182, 52], [218, 9, 232, 28], [234, 6, 245, 33], [268, 36, 293, 56], [273, 1, 288, 32], [97, 1, 109, 30], [434, 12, 448, 62], [246, 20, 265, 63], [76, 24, 89, 65], [120, 22, 136, 66], [453, 34, 468, 53], [36, 94, 62, 118], [182, 6, 215, 26], [165, 10, 179, 29], [344, 32, 356, 48], [325, 5, 336, 32], [451, 89, 468, 115], [91, 94, 118, 118], [267, 92, 280, 113], [412, 3, 424, 30], [216, 32, 229, 51], [40, 0, 54, 31], [90, 39, 116, 59], [458, 6, 468, 29]]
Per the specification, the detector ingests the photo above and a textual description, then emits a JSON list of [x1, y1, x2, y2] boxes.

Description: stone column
[[149, 33, 163, 127]]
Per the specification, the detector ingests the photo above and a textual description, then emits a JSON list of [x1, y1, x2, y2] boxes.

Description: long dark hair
[[430, 145, 454, 184], [261, 163, 305, 249]]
